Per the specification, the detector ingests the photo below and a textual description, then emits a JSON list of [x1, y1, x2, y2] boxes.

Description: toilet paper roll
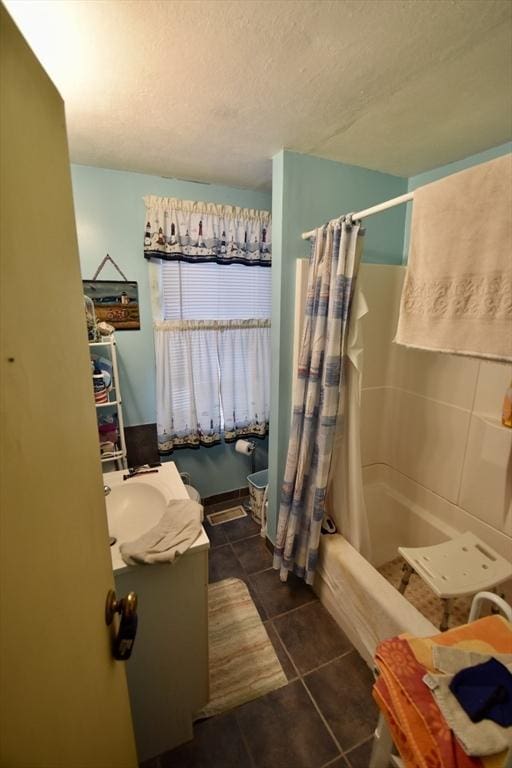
[[235, 439, 254, 455]]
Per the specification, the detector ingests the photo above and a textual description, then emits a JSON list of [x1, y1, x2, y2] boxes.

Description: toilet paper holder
[[235, 438, 257, 474]]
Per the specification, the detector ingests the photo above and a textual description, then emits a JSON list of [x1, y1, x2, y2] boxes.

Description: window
[[145, 196, 272, 454], [153, 261, 271, 453]]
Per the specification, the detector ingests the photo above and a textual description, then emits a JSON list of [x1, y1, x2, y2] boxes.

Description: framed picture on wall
[[82, 280, 140, 331]]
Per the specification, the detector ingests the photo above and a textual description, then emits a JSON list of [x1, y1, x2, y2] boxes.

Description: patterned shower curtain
[[273, 219, 365, 585]]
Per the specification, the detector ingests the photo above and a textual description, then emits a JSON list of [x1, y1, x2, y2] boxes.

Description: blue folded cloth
[[449, 657, 512, 727]]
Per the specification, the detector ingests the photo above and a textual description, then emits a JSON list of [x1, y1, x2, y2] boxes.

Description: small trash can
[[180, 472, 201, 503], [185, 485, 201, 503], [247, 469, 268, 523]]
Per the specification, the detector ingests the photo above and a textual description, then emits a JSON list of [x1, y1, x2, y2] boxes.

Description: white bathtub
[[103, 463, 210, 762], [314, 464, 511, 666]]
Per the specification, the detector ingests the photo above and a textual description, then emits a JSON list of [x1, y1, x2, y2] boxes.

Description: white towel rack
[[301, 191, 414, 239]]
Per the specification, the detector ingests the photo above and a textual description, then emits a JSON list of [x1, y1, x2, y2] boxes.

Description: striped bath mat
[[195, 577, 287, 719]]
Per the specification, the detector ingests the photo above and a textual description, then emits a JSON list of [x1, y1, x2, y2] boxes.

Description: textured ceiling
[[5, 0, 512, 189]]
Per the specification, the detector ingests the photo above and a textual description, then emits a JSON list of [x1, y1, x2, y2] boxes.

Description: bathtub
[[314, 464, 512, 666], [104, 463, 210, 762]]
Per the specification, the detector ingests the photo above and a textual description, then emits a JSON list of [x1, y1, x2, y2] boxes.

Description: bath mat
[[378, 557, 474, 630], [195, 578, 287, 719], [206, 505, 246, 526]]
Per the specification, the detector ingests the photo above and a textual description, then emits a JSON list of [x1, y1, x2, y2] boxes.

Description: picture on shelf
[[83, 280, 140, 331]]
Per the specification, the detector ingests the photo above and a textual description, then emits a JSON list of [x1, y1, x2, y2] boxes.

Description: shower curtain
[[273, 218, 365, 585], [327, 283, 372, 560]]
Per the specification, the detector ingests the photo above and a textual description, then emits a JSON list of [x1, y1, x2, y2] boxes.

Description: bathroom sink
[[103, 462, 207, 571], [106, 482, 169, 543]]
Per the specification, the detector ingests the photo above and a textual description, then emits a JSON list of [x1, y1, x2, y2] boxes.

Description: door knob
[[105, 589, 138, 661]]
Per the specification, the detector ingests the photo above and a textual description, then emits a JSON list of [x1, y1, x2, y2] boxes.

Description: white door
[[0, 8, 138, 767]]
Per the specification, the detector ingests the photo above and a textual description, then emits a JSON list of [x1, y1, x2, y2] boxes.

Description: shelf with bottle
[[92, 364, 114, 405], [100, 449, 125, 464], [91, 337, 117, 406], [98, 412, 123, 464], [89, 337, 115, 348], [96, 399, 121, 409], [89, 334, 127, 470]]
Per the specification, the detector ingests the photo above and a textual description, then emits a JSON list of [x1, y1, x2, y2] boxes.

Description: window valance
[[143, 195, 271, 267]]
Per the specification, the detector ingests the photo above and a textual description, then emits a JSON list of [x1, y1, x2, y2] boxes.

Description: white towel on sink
[[120, 499, 202, 565]]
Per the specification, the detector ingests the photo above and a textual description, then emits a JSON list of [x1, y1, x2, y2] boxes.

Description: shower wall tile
[[473, 361, 512, 421], [362, 463, 389, 485], [459, 415, 512, 537], [360, 387, 391, 467], [352, 263, 511, 550], [388, 389, 470, 505], [389, 345, 479, 410], [387, 464, 511, 562], [359, 264, 404, 389]]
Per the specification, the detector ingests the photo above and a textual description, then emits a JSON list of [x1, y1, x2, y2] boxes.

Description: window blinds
[[161, 261, 271, 321]]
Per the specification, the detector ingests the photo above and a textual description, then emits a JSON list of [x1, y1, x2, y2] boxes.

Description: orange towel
[[373, 616, 512, 768]]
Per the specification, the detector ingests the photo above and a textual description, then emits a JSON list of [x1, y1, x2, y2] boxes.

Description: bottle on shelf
[[89, 335, 127, 469], [92, 362, 109, 404]]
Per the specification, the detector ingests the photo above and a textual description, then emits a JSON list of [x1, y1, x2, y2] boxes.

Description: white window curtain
[[147, 198, 271, 454], [219, 323, 271, 442]]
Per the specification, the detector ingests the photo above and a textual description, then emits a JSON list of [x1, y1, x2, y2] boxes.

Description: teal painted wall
[[73, 144, 510, 505], [268, 143, 512, 542], [268, 151, 408, 541], [403, 142, 512, 260], [71, 164, 270, 497]]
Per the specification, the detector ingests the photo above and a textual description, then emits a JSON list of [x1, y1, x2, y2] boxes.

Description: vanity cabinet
[[104, 463, 210, 762], [115, 541, 209, 761], [89, 336, 127, 469]]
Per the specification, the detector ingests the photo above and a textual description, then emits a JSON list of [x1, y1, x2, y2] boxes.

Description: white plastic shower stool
[[398, 532, 512, 631]]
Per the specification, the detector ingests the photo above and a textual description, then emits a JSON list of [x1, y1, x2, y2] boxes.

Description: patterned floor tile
[[304, 652, 378, 751], [232, 535, 273, 574], [208, 545, 245, 583], [202, 518, 229, 549], [344, 737, 376, 768], [248, 568, 317, 618], [236, 680, 339, 768], [274, 601, 352, 674], [264, 622, 297, 680], [150, 550, 380, 768], [222, 514, 261, 542], [160, 711, 252, 768]]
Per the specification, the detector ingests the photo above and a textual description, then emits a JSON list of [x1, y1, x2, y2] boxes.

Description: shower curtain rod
[[301, 190, 414, 239]]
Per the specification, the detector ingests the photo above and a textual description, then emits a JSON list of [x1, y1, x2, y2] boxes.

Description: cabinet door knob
[[105, 589, 138, 661]]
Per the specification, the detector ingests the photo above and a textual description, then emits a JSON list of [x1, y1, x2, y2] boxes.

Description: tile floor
[[141, 501, 379, 768]]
